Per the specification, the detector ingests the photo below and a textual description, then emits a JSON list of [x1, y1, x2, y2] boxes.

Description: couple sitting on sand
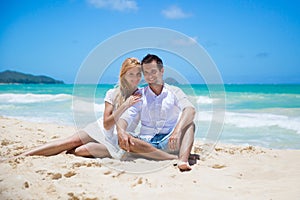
[[24, 54, 197, 172]]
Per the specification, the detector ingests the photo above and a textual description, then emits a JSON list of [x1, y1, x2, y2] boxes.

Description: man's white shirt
[[120, 83, 194, 140]]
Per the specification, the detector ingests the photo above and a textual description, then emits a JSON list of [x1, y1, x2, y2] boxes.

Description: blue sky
[[0, 0, 299, 84]]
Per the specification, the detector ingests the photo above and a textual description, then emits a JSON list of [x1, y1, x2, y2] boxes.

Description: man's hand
[[118, 131, 134, 152], [168, 129, 181, 151]]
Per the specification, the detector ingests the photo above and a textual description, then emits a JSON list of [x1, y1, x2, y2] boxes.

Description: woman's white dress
[[82, 88, 138, 159]]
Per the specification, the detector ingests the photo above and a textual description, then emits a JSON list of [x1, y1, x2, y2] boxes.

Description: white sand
[[1, 116, 300, 200]]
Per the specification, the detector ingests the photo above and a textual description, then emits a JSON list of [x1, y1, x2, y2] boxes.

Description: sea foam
[[196, 111, 300, 134], [0, 93, 72, 103]]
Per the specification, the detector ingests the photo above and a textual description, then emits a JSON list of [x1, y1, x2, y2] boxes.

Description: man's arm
[[168, 106, 196, 150], [116, 119, 135, 152], [168, 85, 196, 150], [174, 107, 196, 131]]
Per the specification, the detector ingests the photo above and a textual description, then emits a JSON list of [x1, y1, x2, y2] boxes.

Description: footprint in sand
[[72, 162, 84, 168], [131, 177, 143, 187], [36, 140, 47, 144], [14, 146, 25, 150], [47, 172, 62, 180], [8, 157, 25, 168], [72, 161, 102, 169], [64, 171, 76, 178], [88, 161, 102, 167], [23, 181, 30, 189], [131, 177, 152, 188], [103, 171, 112, 175], [36, 170, 47, 175], [67, 192, 79, 200], [170, 174, 176, 178], [0, 139, 20, 146], [211, 164, 226, 169], [1, 139, 11, 146], [51, 135, 59, 139], [68, 192, 98, 200], [112, 171, 125, 178], [37, 170, 74, 180]]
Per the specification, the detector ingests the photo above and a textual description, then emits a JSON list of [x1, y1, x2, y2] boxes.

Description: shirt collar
[[146, 83, 168, 97]]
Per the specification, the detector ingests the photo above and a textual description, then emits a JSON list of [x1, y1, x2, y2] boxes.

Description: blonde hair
[[114, 58, 141, 108]]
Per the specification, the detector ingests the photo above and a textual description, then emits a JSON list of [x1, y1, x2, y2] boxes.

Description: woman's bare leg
[[71, 142, 111, 158], [23, 131, 95, 156]]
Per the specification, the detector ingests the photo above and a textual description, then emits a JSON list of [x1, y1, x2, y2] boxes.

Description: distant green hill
[[0, 70, 64, 84], [164, 77, 179, 85], [139, 77, 179, 85]]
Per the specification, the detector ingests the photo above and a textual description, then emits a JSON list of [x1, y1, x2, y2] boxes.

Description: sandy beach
[[1, 116, 300, 200]]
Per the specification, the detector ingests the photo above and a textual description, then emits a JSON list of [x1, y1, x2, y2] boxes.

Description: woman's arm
[[103, 95, 141, 130]]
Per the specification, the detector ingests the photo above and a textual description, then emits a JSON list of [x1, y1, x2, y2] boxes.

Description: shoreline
[[2, 115, 299, 151], [1, 116, 300, 199]]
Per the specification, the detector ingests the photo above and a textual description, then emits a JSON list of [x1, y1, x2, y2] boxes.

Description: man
[[117, 54, 196, 171]]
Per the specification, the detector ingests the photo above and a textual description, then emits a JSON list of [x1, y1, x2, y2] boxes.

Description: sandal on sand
[[188, 153, 200, 166], [189, 153, 200, 160], [177, 161, 192, 172]]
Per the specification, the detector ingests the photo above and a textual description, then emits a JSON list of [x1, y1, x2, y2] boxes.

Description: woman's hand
[[124, 94, 141, 108]]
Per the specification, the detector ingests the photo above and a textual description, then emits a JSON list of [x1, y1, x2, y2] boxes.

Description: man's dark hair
[[141, 54, 163, 70]]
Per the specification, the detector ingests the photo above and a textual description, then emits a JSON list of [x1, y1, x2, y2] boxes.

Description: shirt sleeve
[[104, 89, 115, 104], [120, 101, 141, 127], [171, 85, 195, 110]]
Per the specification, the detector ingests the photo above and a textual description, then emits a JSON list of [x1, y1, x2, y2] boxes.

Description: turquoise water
[[0, 84, 299, 149]]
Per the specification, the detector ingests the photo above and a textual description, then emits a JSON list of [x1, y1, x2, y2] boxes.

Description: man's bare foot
[[177, 161, 192, 172]]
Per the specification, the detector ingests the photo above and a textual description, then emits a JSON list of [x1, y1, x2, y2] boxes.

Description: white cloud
[[87, 0, 138, 11], [172, 36, 198, 46], [161, 5, 191, 19]]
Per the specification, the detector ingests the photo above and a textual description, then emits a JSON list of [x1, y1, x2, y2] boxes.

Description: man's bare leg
[[127, 137, 177, 160], [178, 123, 195, 171]]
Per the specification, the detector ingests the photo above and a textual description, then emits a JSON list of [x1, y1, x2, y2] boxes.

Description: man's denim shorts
[[130, 129, 179, 153], [149, 132, 172, 150], [133, 132, 172, 151]]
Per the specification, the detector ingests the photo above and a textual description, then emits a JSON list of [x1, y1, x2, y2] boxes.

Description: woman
[[23, 58, 177, 160]]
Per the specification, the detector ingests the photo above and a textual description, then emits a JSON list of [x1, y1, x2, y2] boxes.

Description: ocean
[[1, 84, 299, 149]]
